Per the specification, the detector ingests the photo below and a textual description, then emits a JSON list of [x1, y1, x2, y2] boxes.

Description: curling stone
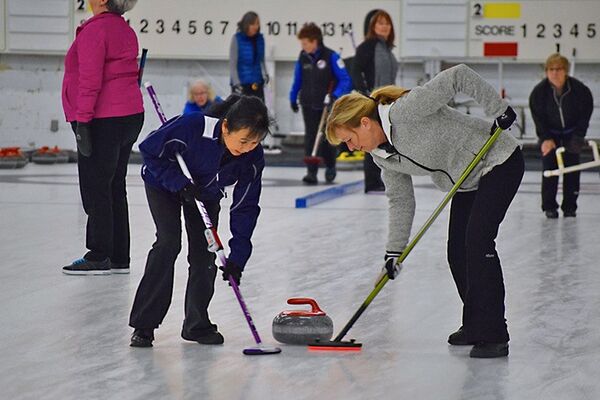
[[32, 146, 69, 165], [272, 298, 333, 345], [0, 147, 28, 169]]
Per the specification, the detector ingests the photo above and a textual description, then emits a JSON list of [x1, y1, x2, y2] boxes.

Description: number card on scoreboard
[[469, 0, 600, 61], [73, 0, 401, 60]]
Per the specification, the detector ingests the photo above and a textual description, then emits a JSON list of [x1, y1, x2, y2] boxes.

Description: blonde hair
[[326, 86, 409, 145], [544, 53, 569, 72], [188, 79, 216, 102]]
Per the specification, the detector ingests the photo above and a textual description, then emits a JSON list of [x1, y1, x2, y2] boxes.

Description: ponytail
[[371, 86, 410, 105], [326, 86, 409, 145]]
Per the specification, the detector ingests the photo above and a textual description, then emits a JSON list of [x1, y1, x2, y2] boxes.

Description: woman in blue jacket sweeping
[[129, 95, 271, 347]]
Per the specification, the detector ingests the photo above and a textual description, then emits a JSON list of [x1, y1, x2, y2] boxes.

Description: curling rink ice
[[1, 163, 599, 400]]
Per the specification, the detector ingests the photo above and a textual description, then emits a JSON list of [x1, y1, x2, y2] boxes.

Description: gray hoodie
[[371, 64, 520, 252]]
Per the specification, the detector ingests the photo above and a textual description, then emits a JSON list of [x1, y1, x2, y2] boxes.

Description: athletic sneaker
[[62, 257, 111, 275], [130, 329, 154, 348], [182, 330, 224, 345], [545, 210, 559, 219], [111, 262, 130, 274], [302, 172, 318, 185], [447, 327, 475, 346], [470, 342, 509, 358]]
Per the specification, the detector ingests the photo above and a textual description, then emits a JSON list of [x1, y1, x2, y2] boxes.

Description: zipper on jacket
[[396, 151, 456, 186], [552, 80, 571, 129]]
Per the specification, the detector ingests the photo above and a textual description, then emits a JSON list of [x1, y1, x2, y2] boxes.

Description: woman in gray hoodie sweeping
[[326, 64, 523, 358]]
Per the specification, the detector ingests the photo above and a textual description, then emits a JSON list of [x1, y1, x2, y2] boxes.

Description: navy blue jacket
[[289, 46, 352, 107], [139, 112, 264, 269]]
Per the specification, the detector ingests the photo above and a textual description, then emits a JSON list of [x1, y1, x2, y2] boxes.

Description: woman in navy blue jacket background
[[129, 95, 270, 347]]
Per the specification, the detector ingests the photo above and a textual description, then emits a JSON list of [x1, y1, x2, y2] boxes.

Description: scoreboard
[[73, 0, 401, 61], [468, 0, 600, 61]]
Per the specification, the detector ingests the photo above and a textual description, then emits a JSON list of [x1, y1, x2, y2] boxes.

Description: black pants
[[364, 152, 384, 191], [541, 146, 580, 212], [447, 148, 524, 343], [72, 112, 144, 263], [129, 183, 221, 337], [241, 83, 264, 102], [302, 106, 336, 172]]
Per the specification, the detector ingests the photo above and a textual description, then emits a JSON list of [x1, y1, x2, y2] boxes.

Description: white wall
[[1, 54, 599, 150]]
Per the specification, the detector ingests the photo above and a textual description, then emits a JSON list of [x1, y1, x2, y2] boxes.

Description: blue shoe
[[62, 257, 111, 275]]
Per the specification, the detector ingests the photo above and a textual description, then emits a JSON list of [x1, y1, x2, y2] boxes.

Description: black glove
[[290, 101, 299, 113], [220, 259, 242, 286], [231, 84, 243, 95], [75, 122, 93, 157], [491, 106, 516, 134], [263, 75, 270, 85], [178, 182, 203, 204], [383, 250, 403, 280]]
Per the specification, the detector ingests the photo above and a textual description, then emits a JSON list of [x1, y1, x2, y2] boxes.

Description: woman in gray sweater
[[326, 64, 523, 358]]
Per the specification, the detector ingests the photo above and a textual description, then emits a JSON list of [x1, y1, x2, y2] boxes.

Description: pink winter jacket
[[62, 12, 143, 123]]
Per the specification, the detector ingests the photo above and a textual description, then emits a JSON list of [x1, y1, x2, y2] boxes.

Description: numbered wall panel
[[6, 0, 71, 52], [468, 0, 600, 61], [0, 0, 5, 51], [74, 0, 401, 60], [401, 0, 468, 58]]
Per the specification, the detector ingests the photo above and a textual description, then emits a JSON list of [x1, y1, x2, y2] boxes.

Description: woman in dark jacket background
[[351, 10, 398, 193], [529, 53, 594, 218]]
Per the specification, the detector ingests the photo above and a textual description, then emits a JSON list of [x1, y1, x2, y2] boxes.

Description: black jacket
[[351, 38, 379, 94], [529, 76, 594, 142]]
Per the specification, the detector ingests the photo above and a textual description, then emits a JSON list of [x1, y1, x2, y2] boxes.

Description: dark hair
[[297, 23, 323, 45], [237, 11, 260, 35], [366, 10, 395, 48], [364, 9, 381, 36], [207, 95, 271, 141]]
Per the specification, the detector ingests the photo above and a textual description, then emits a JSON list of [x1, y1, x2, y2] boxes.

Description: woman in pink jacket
[[61, 0, 144, 275]]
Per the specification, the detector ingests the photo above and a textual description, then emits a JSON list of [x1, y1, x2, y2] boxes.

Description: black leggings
[[447, 148, 524, 343], [72, 112, 144, 263], [129, 183, 221, 337]]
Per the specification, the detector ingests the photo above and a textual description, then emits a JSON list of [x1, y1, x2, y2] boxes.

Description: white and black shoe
[[111, 262, 130, 274], [62, 257, 111, 275]]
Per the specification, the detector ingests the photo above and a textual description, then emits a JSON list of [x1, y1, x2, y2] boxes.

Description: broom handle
[[310, 94, 331, 157], [334, 126, 504, 342]]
